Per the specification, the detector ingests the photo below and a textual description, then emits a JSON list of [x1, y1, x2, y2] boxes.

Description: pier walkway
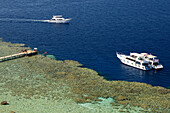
[[0, 48, 38, 62]]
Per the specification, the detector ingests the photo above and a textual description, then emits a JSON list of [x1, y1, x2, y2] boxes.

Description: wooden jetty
[[0, 48, 38, 62]]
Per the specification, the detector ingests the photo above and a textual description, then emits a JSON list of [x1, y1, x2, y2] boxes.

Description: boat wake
[[0, 18, 49, 23]]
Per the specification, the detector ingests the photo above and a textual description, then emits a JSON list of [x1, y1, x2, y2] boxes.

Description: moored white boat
[[44, 15, 71, 23], [116, 52, 152, 70]]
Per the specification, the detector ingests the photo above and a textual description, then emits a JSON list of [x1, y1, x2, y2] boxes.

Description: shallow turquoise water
[[0, 0, 170, 87]]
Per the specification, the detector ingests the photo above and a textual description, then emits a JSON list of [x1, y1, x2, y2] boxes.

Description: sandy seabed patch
[[0, 92, 91, 113], [0, 92, 149, 113]]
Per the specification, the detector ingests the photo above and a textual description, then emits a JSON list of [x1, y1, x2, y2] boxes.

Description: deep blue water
[[0, 0, 170, 88]]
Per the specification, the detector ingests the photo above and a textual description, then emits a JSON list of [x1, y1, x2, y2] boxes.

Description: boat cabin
[[130, 53, 140, 58], [145, 55, 157, 60], [130, 53, 146, 61], [51, 15, 65, 21], [53, 15, 63, 18], [142, 61, 150, 66]]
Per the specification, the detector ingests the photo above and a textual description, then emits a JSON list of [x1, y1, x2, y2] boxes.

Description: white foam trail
[[0, 18, 48, 23]]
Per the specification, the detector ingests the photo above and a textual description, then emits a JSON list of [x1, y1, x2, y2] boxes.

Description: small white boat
[[45, 15, 71, 24], [116, 52, 152, 70], [140, 53, 163, 69]]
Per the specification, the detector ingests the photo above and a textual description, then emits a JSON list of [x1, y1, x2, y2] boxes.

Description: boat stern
[[154, 64, 163, 69], [64, 18, 72, 23]]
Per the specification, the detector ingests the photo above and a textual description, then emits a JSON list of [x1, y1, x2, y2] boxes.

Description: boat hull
[[120, 59, 150, 70], [116, 53, 151, 71], [44, 19, 71, 24]]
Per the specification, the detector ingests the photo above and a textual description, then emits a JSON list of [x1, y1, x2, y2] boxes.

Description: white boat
[[116, 52, 152, 70], [45, 15, 71, 23], [140, 53, 163, 69]]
